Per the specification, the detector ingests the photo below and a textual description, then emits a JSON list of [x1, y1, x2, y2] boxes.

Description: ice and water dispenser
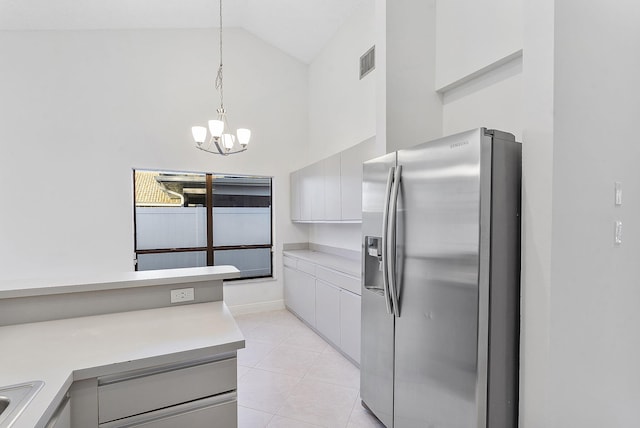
[[364, 236, 385, 294]]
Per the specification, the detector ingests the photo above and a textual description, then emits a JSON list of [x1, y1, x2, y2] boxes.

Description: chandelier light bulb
[[222, 133, 235, 149], [208, 119, 224, 137], [191, 126, 207, 144], [237, 128, 251, 146]]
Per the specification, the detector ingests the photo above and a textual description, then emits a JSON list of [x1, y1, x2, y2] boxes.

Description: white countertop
[[0, 266, 239, 300], [0, 301, 245, 428], [283, 249, 361, 278]]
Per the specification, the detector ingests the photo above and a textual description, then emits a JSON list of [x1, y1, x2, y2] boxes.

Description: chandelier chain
[[190, 0, 250, 156], [215, 0, 224, 109]]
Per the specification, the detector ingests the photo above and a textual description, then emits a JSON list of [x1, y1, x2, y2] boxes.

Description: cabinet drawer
[[296, 259, 316, 276], [316, 266, 361, 295], [99, 392, 237, 428], [98, 357, 237, 424], [283, 256, 297, 269]]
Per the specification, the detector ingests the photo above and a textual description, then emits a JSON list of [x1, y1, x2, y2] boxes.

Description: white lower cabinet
[[64, 354, 238, 428], [315, 280, 341, 346], [98, 357, 236, 425], [283, 266, 316, 327], [45, 395, 71, 428], [283, 256, 361, 365], [99, 393, 237, 428], [340, 290, 362, 363]]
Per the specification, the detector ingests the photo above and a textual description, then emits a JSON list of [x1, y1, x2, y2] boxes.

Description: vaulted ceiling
[[0, 0, 371, 63]]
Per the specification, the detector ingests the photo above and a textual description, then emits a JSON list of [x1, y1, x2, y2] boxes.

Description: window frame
[[132, 169, 273, 281]]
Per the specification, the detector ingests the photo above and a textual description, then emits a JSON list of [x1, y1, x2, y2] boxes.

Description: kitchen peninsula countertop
[[0, 266, 239, 300], [0, 301, 244, 428]]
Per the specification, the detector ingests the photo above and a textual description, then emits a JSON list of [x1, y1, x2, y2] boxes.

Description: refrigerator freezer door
[[361, 152, 396, 428], [393, 129, 487, 428]]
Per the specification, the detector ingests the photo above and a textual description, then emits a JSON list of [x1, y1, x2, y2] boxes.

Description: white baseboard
[[227, 300, 285, 315]]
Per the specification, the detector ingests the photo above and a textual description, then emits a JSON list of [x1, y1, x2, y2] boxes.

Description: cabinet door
[[315, 280, 341, 346], [341, 137, 377, 220], [300, 166, 313, 221], [297, 270, 316, 326], [324, 154, 342, 221], [290, 171, 301, 221], [70, 378, 98, 428], [45, 396, 70, 428], [310, 161, 325, 221], [284, 266, 316, 326], [340, 290, 362, 364], [283, 266, 299, 312]]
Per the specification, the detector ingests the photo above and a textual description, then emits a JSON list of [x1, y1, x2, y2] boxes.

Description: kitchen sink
[[0, 381, 44, 428]]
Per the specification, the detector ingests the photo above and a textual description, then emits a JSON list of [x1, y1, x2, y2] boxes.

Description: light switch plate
[[614, 221, 623, 245], [615, 182, 622, 206]]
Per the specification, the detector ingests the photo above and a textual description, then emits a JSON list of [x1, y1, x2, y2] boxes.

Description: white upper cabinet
[[324, 154, 342, 221], [299, 166, 313, 221], [310, 161, 326, 221], [290, 170, 301, 221], [290, 137, 378, 223], [340, 137, 376, 221]]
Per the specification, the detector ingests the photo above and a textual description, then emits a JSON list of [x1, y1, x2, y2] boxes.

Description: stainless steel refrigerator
[[360, 128, 521, 428]]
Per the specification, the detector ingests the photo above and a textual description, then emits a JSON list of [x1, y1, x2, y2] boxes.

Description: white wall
[[519, 0, 555, 426], [548, 2, 640, 426], [308, 1, 376, 161], [308, 224, 362, 253], [435, 0, 523, 89], [374, 0, 387, 155], [306, 2, 377, 252], [0, 28, 309, 309], [441, 56, 522, 141], [436, 0, 523, 141], [385, 0, 442, 152]]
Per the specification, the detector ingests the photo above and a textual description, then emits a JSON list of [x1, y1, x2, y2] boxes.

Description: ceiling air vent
[[360, 45, 375, 79]]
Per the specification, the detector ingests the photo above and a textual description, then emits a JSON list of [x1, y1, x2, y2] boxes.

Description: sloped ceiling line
[[0, 0, 371, 63]]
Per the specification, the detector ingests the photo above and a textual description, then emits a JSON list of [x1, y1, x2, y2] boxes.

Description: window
[[133, 169, 272, 280]]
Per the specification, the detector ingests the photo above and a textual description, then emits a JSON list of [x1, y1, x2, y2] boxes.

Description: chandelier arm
[[210, 135, 225, 155], [196, 145, 247, 156]]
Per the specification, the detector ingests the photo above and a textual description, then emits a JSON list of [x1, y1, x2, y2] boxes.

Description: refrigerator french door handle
[[388, 165, 402, 317], [381, 166, 395, 315]]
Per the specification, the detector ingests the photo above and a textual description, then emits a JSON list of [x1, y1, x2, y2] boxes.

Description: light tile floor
[[235, 309, 385, 428]]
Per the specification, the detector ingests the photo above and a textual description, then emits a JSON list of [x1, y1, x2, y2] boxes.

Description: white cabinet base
[[99, 393, 237, 428], [283, 256, 361, 366], [340, 290, 362, 364], [283, 267, 316, 327], [315, 280, 341, 346]]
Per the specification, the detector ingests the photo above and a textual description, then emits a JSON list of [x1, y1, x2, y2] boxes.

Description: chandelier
[[191, 0, 251, 155]]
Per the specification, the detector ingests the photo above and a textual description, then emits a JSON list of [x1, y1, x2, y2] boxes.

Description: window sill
[[223, 276, 277, 286]]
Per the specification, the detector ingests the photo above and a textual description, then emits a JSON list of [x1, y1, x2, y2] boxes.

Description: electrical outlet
[[170, 288, 195, 303]]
